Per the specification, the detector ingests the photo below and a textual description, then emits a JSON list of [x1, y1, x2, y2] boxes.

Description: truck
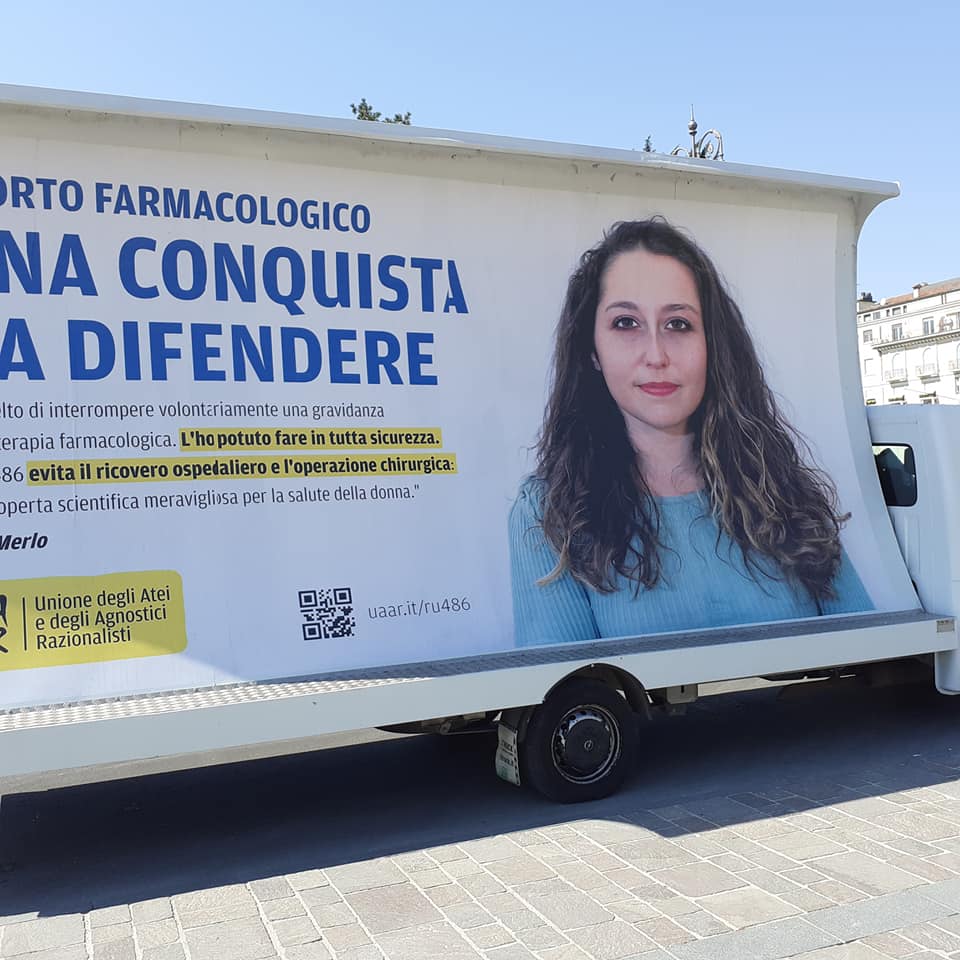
[[0, 84, 955, 803]]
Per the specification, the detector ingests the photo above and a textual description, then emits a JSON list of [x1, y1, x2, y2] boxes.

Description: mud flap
[[495, 719, 521, 786]]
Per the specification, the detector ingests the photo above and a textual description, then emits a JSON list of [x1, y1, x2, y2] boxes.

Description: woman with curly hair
[[509, 218, 871, 647]]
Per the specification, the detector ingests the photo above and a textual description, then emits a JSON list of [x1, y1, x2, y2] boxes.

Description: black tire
[[520, 679, 638, 803]]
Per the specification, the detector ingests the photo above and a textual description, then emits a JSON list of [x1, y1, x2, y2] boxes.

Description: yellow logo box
[[0, 571, 186, 671]]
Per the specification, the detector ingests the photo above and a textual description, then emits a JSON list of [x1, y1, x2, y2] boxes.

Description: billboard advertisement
[[0, 109, 917, 708]]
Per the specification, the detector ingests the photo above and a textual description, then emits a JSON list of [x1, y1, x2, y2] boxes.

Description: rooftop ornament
[[671, 107, 724, 160]]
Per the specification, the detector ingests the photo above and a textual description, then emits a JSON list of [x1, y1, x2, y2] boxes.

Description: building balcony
[[885, 368, 908, 383], [874, 326, 960, 351], [916, 364, 941, 380], [950, 360, 960, 372]]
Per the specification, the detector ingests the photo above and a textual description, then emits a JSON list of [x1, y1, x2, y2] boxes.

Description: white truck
[[0, 85, 955, 803]]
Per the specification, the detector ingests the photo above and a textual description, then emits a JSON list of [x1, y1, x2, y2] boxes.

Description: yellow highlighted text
[[27, 453, 458, 486], [179, 426, 442, 451]]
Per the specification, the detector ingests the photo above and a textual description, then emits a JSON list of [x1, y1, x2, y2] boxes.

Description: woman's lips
[[639, 382, 679, 397]]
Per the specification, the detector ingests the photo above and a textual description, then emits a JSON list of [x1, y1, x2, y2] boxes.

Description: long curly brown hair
[[535, 217, 847, 602]]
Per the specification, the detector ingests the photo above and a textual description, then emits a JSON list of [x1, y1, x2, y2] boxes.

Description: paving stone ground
[[5, 686, 960, 959]]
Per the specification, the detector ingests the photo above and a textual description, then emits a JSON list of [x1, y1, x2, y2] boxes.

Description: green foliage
[[350, 98, 412, 125]]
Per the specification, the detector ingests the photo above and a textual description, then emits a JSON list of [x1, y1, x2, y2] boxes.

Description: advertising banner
[[0, 112, 917, 708]]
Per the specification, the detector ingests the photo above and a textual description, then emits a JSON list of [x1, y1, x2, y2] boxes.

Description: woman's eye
[[665, 317, 692, 331], [612, 315, 638, 329]]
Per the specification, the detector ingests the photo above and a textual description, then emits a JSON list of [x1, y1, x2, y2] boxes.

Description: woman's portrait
[[509, 218, 872, 647]]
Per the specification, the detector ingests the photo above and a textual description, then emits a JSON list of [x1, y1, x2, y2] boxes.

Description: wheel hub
[[552, 705, 621, 784]]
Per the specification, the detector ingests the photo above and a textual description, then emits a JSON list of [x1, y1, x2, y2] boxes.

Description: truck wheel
[[520, 679, 637, 803]]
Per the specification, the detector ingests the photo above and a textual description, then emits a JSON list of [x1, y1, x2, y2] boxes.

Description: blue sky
[[2, 0, 956, 299]]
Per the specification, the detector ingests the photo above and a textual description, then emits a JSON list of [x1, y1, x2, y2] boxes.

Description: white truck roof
[[0, 83, 899, 209]]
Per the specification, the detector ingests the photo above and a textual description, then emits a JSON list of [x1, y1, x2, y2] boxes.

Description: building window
[[862, 329, 873, 343], [863, 358, 876, 376], [942, 313, 958, 331], [917, 347, 938, 379], [923, 317, 934, 334], [892, 306, 902, 316], [891, 323, 903, 341]]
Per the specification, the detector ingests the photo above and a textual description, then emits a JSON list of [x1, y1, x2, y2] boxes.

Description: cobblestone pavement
[[5, 682, 960, 960]]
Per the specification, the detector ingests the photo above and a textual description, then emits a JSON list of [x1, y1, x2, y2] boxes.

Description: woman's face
[[593, 247, 707, 447]]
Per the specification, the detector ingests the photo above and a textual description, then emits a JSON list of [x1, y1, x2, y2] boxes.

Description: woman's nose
[[643, 333, 668, 368]]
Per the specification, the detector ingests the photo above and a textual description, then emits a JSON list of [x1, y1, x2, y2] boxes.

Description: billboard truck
[[0, 86, 957, 802]]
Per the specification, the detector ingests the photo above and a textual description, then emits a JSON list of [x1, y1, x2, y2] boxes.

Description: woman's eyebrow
[[601, 300, 700, 314]]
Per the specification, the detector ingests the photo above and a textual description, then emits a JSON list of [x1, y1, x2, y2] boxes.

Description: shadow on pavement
[[2, 679, 958, 918]]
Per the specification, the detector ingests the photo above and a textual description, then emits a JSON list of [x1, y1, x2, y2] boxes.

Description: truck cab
[[868, 404, 960, 692]]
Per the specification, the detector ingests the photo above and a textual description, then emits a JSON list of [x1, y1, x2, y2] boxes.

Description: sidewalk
[[4, 687, 960, 960]]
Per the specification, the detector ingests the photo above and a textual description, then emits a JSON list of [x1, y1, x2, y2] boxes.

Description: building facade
[[858, 278, 960, 405]]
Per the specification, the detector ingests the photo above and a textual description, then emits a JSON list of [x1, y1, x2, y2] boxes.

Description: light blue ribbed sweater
[[508, 481, 873, 647]]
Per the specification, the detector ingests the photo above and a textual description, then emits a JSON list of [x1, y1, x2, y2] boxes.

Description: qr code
[[298, 587, 356, 641]]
